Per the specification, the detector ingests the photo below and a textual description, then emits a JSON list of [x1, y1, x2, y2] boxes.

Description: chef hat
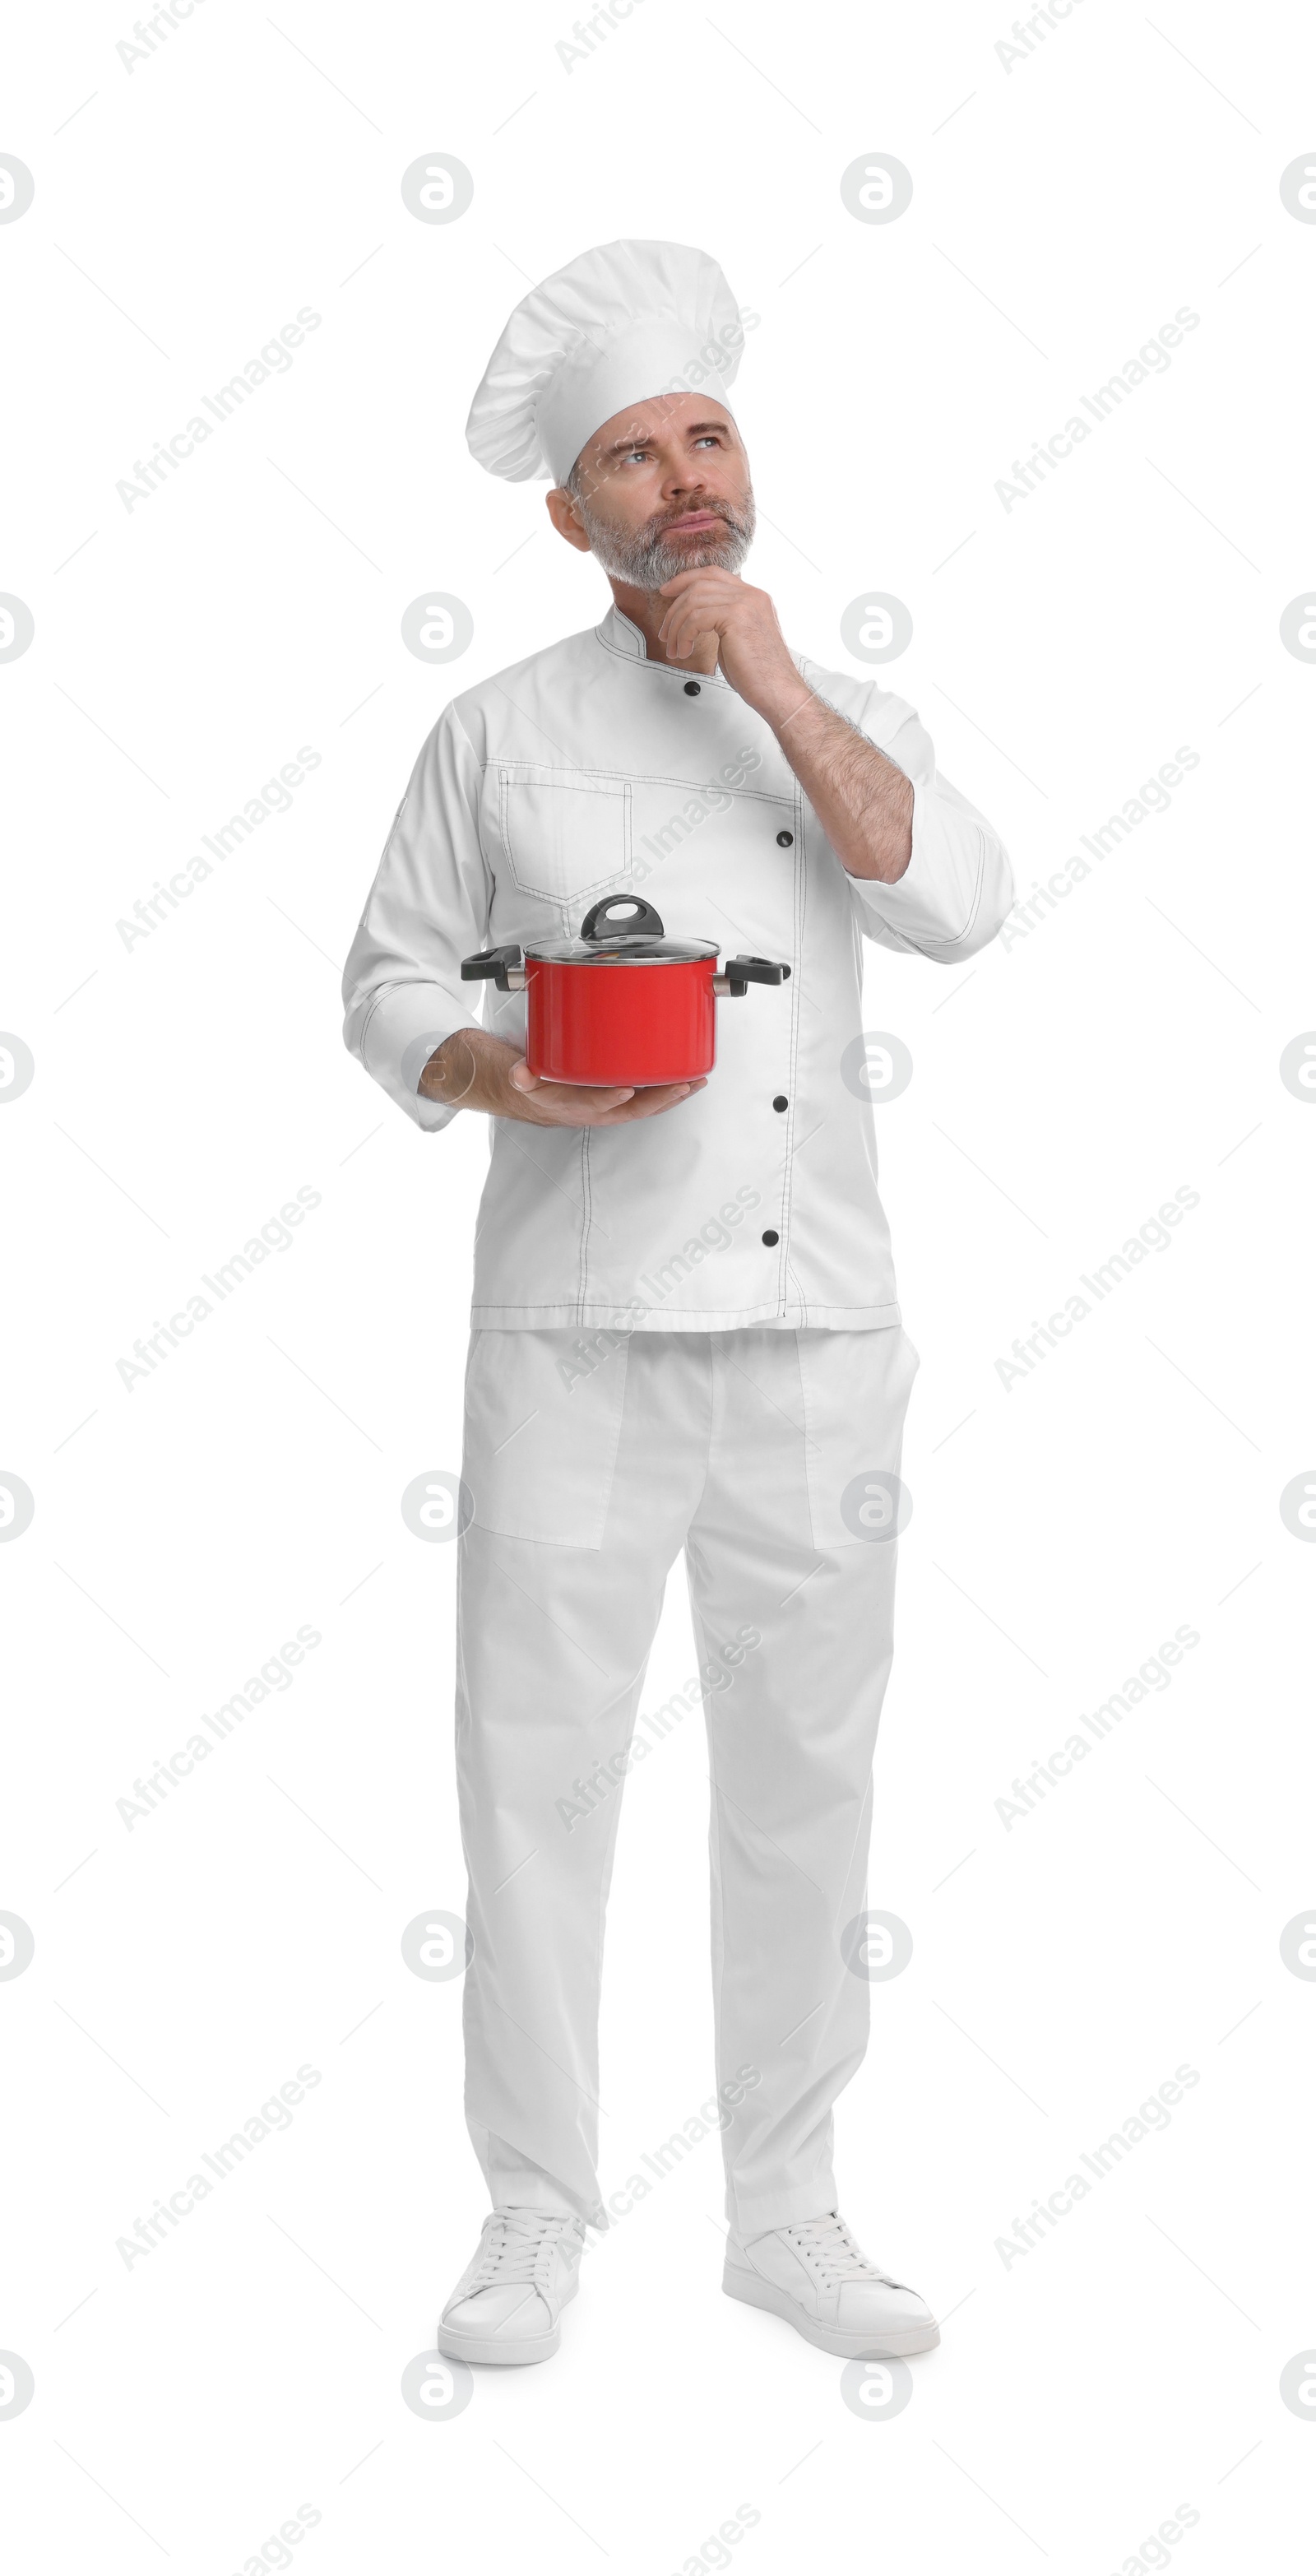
[[466, 239, 744, 486]]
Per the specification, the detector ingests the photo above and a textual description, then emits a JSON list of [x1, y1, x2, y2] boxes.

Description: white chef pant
[[454, 1323, 919, 2242]]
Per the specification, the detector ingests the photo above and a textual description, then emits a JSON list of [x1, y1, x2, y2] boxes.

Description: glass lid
[[525, 895, 717, 964], [524, 931, 719, 963]]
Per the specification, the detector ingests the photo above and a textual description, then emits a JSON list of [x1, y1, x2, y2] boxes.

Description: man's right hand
[[418, 1028, 707, 1126]]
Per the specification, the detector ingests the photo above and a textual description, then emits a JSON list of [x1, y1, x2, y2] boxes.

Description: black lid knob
[[579, 895, 666, 942]]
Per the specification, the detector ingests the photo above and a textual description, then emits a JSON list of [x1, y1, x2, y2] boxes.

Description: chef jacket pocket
[[461, 1326, 631, 1548], [496, 764, 632, 907], [796, 1326, 920, 1551]]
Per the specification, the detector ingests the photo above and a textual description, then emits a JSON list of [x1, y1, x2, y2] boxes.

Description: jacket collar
[[594, 601, 731, 688]]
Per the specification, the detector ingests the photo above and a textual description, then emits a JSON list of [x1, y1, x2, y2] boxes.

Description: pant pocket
[[461, 1328, 631, 1548], [795, 1326, 920, 1551]]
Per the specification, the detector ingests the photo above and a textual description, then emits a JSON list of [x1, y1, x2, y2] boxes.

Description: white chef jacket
[[341, 604, 1013, 1331]]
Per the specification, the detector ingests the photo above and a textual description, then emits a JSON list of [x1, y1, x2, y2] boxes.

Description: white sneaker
[[438, 2207, 586, 2365], [724, 2212, 940, 2358]]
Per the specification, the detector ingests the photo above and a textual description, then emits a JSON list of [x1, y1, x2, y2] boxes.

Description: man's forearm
[[652, 569, 915, 882], [761, 681, 914, 883]]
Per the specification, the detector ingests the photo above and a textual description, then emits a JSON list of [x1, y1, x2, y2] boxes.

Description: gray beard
[[575, 492, 756, 590]]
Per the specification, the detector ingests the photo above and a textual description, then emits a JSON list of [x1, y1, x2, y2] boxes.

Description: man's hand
[[418, 1026, 706, 1126], [656, 569, 805, 728]]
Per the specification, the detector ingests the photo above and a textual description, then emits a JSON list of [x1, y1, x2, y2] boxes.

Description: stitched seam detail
[[480, 757, 795, 809], [467, 1301, 903, 1320], [497, 767, 629, 905], [794, 1331, 821, 1547], [778, 779, 809, 1315], [861, 816, 988, 953], [354, 976, 452, 1062], [497, 762, 632, 791], [689, 1330, 716, 1534], [593, 627, 733, 688], [577, 1133, 592, 1323]]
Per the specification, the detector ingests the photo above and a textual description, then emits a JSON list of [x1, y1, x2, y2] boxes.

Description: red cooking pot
[[461, 896, 790, 1086]]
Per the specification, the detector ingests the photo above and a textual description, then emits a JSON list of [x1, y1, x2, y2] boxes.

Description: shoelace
[[784, 2213, 903, 2289], [466, 2207, 582, 2292]]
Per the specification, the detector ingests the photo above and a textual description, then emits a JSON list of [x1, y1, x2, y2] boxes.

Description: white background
[[3, 0, 1315, 2567]]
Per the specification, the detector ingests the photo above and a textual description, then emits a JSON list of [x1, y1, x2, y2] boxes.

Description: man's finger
[[656, 607, 699, 649], [543, 1084, 636, 1108], [611, 1079, 705, 1120], [657, 568, 743, 596], [601, 1090, 692, 1122], [535, 1076, 638, 1107], [659, 589, 720, 630]]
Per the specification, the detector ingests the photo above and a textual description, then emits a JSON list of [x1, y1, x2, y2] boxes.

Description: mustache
[[643, 498, 747, 542], [573, 480, 756, 589]]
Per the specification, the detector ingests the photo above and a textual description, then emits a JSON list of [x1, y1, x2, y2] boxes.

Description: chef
[[341, 239, 1013, 2368]]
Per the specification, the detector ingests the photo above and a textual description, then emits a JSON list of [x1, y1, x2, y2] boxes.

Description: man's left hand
[[656, 570, 803, 726]]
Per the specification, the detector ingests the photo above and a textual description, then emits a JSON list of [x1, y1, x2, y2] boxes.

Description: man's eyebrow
[[600, 418, 731, 455]]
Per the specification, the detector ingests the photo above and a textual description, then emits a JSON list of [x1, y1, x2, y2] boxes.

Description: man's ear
[[545, 486, 593, 555]]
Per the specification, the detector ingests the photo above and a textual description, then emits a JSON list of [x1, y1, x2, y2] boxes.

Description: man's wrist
[[748, 661, 816, 736], [419, 1029, 487, 1105]]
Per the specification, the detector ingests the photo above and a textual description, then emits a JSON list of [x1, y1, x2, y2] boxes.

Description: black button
[[762, 1229, 780, 1246], [683, 680, 701, 695], [776, 829, 793, 846], [772, 1094, 788, 1112]]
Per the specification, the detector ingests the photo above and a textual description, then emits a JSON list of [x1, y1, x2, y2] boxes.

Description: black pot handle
[[579, 895, 665, 942], [461, 943, 522, 991], [722, 954, 792, 996]]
